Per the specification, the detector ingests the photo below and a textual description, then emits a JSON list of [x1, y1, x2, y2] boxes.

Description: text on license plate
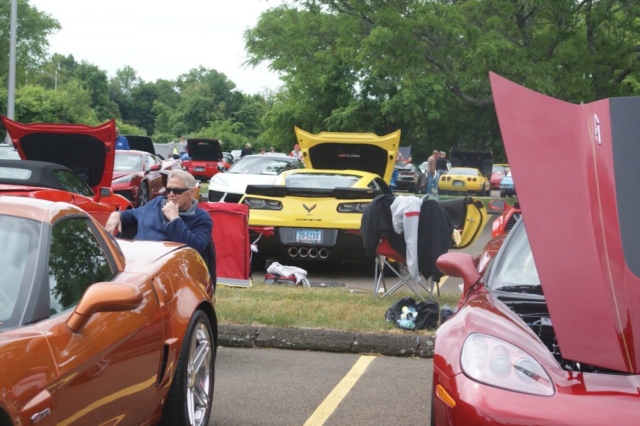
[[296, 229, 323, 243], [193, 167, 205, 172], [453, 181, 465, 187]]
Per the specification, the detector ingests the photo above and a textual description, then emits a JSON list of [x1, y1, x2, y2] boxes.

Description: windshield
[[229, 156, 298, 175], [114, 153, 142, 171], [0, 215, 41, 328], [492, 165, 507, 174], [285, 173, 360, 189], [490, 221, 541, 290]]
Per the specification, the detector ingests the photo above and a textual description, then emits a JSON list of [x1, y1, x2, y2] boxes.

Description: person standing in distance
[[115, 127, 130, 150]]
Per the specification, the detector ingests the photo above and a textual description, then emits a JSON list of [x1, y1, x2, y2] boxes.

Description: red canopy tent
[[199, 202, 251, 287]]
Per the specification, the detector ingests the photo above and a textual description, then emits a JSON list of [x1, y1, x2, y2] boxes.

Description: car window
[[374, 177, 393, 194], [229, 156, 298, 175], [449, 168, 479, 176], [491, 222, 541, 289], [54, 170, 94, 197], [286, 173, 360, 189], [144, 154, 156, 171], [48, 218, 114, 314], [0, 215, 40, 328], [115, 153, 142, 171]]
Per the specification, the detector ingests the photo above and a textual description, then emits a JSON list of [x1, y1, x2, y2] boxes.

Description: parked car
[[431, 72, 640, 426], [0, 143, 19, 159], [243, 128, 487, 270], [181, 138, 226, 182], [0, 116, 133, 225], [208, 154, 303, 203], [0, 196, 216, 426], [438, 167, 490, 196], [222, 152, 234, 169], [500, 170, 516, 197], [490, 163, 509, 190], [394, 161, 427, 193], [112, 150, 180, 207]]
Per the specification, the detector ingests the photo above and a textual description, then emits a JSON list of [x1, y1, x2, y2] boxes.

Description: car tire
[[137, 182, 149, 207], [161, 310, 215, 426]]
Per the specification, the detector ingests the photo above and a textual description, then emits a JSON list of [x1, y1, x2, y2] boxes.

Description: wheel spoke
[[190, 341, 211, 374]]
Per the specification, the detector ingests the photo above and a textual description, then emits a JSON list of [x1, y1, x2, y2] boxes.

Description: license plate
[[193, 167, 205, 172], [453, 181, 465, 187], [296, 229, 323, 244]]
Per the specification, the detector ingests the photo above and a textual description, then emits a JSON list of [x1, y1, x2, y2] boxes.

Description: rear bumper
[[251, 227, 367, 262]]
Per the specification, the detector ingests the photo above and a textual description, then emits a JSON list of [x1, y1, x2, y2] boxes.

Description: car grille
[[208, 190, 243, 203], [505, 213, 521, 233]]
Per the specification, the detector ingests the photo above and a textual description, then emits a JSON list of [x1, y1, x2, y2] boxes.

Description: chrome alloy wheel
[[186, 323, 213, 426]]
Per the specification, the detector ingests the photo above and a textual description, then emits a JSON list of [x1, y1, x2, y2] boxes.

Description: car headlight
[[243, 198, 282, 210], [337, 202, 369, 213], [460, 333, 555, 396], [210, 177, 228, 187], [112, 174, 137, 184]]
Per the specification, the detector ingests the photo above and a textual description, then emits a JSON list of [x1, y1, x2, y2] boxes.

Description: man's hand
[[162, 200, 180, 222], [105, 212, 122, 235]]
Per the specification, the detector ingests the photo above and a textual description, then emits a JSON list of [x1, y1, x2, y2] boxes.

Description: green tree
[[0, 0, 60, 86]]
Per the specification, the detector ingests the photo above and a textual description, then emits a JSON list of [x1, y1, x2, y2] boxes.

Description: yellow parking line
[[437, 275, 449, 291], [304, 355, 376, 426]]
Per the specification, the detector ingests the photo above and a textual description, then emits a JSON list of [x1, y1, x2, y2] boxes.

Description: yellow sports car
[[439, 167, 491, 196], [241, 128, 487, 269]]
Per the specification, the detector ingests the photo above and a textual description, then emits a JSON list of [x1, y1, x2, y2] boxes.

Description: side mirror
[[436, 252, 480, 296], [95, 187, 113, 202], [67, 282, 143, 333], [488, 199, 507, 213], [150, 164, 161, 171]]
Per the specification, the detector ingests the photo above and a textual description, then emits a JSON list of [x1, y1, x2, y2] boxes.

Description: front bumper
[[433, 367, 640, 426], [208, 189, 243, 203]]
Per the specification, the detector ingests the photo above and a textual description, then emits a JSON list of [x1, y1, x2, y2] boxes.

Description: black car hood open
[[187, 138, 222, 161], [450, 147, 493, 177], [125, 135, 156, 155]]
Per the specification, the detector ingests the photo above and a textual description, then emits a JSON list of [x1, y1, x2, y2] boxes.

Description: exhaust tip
[[298, 247, 309, 258], [288, 247, 299, 257], [319, 248, 330, 259], [308, 248, 319, 258]]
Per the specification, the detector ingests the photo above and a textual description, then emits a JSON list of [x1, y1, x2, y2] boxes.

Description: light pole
[[7, 0, 17, 120]]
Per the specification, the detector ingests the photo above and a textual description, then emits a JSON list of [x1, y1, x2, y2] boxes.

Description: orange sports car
[[0, 196, 217, 426]]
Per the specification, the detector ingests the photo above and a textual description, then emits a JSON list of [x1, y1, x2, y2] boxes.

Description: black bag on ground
[[384, 297, 440, 330]]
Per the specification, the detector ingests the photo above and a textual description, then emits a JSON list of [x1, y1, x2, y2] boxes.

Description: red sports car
[[112, 136, 182, 207], [431, 74, 640, 425], [0, 196, 216, 425], [1, 116, 133, 225], [490, 163, 509, 189], [181, 138, 226, 182]]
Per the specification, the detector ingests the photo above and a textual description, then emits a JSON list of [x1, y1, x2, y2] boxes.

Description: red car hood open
[[490, 73, 640, 373], [1, 116, 116, 193]]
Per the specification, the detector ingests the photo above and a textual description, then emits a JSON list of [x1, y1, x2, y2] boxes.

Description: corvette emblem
[[303, 203, 317, 212]]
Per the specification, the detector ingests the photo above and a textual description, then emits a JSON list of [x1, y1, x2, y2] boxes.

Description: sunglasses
[[166, 187, 190, 195]]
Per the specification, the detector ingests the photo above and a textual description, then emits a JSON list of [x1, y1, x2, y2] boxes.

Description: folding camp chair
[[373, 237, 438, 301]]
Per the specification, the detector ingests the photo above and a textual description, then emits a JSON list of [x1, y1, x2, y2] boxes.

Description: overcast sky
[[30, 0, 284, 95]]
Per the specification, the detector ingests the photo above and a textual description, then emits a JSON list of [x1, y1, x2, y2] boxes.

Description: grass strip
[[215, 283, 461, 334]]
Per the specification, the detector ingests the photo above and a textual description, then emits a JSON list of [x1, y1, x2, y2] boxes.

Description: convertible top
[[0, 159, 92, 193]]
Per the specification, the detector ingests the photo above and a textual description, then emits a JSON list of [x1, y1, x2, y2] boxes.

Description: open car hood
[[125, 135, 155, 155], [450, 147, 493, 177], [187, 138, 222, 161], [294, 127, 399, 183], [491, 72, 640, 374], [1, 116, 115, 193]]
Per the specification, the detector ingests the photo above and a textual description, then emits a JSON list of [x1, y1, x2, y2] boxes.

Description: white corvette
[[208, 154, 304, 203]]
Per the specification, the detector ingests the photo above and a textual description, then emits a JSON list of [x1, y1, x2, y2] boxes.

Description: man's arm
[[165, 212, 213, 253]]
